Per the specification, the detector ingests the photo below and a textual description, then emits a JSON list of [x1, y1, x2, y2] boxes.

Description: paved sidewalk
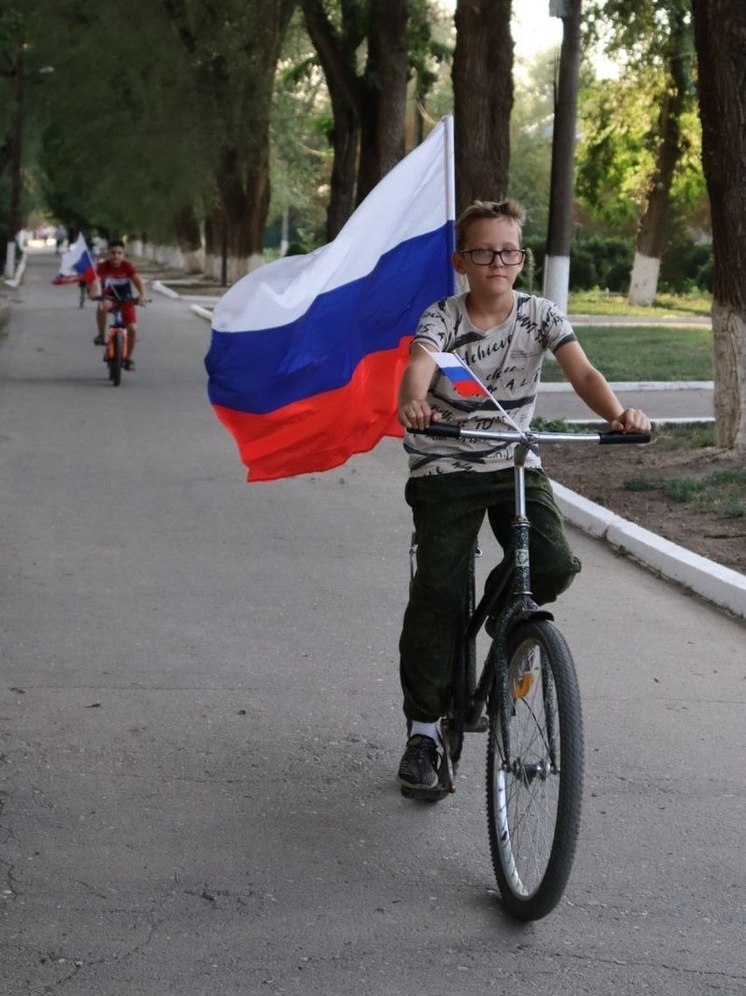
[[2, 253, 745, 995], [535, 380, 714, 423]]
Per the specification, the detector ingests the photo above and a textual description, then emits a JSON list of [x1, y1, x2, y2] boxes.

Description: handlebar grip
[[409, 424, 462, 438], [599, 432, 651, 445]]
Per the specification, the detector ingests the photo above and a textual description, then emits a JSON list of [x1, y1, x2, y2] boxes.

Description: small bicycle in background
[[100, 297, 142, 386], [409, 422, 650, 920]]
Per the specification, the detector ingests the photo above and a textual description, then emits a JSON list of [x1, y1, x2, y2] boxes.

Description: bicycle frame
[[106, 306, 128, 343], [102, 296, 139, 385]]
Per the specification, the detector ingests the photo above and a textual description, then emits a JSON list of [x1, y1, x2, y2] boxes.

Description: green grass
[[568, 289, 711, 318], [620, 426, 744, 520], [541, 325, 712, 382], [650, 423, 716, 450], [623, 467, 746, 518]]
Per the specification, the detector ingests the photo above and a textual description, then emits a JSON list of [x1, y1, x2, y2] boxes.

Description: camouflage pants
[[399, 468, 581, 722]]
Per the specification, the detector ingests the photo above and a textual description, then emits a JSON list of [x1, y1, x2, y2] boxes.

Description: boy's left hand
[[610, 407, 651, 433]]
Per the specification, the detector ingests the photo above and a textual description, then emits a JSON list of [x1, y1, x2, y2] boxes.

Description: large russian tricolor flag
[[52, 233, 96, 285], [205, 116, 456, 482]]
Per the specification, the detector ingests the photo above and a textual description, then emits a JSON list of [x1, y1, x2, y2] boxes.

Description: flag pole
[[444, 114, 465, 296], [444, 115, 457, 294]]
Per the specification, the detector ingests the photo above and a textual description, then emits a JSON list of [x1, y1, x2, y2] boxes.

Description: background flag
[[205, 116, 456, 482], [52, 233, 96, 285]]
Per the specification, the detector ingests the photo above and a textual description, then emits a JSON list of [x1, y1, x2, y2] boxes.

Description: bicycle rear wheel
[[486, 618, 583, 920], [108, 330, 123, 386]]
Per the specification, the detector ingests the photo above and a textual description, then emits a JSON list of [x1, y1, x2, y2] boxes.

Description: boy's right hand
[[398, 399, 442, 430]]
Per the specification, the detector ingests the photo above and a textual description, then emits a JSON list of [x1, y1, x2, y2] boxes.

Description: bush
[[658, 238, 712, 294], [569, 236, 632, 292], [517, 233, 712, 296], [517, 235, 633, 294], [695, 256, 713, 293]]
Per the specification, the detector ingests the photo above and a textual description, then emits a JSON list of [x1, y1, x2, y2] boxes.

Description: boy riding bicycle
[[396, 199, 651, 795], [91, 239, 147, 371]]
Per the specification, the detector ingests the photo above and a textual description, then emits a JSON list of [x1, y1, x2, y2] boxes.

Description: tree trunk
[[355, 0, 410, 204], [299, 0, 361, 240], [216, 2, 294, 277], [163, 0, 294, 280], [452, 0, 513, 212], [218, 143, 270, 279], [628, 7, 689, 306], [325, 95, 359, 241], [691, 0, 746, 450], [203, 207, 223, 283], [544, 0, 582, 316], [174, 205, 203, 274], [300, 0, 409, 224], [4, 42, 24, 279]]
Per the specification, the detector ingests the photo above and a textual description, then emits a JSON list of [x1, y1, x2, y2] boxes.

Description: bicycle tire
[[486, 618, 583, 920], [109, 330, 123, 386]]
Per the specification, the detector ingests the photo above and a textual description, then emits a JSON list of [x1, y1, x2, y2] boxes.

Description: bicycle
[[100, 297, 141, 386], [407, 421, 650, 921]]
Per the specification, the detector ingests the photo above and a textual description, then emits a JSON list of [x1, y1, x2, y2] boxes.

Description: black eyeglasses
[[458, 248, 526, 266]]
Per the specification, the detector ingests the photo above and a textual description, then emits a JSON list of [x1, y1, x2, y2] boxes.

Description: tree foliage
[[581, 0, 705, 303], [299, 0, 449, 239], [9, 0, 295, 277], [0, 0, 723, 302]]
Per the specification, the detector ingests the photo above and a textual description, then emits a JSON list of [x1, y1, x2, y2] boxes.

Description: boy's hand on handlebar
[[609, 407, 651, 434], [398, 400, 442, 430]]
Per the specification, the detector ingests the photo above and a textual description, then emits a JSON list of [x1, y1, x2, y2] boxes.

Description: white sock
[[410, 720, 439, 743]]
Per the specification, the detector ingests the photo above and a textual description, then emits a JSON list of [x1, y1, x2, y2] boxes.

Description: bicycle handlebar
[[409, 424, 651, 445], [598, 431, 651, 444]]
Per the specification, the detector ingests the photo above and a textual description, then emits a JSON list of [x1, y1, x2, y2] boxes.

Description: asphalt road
[[1, 251, 744, 995]]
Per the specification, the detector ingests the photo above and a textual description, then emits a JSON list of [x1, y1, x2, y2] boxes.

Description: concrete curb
[[541, 380, 714, 392], [151, 281, 214, 323], [552, 480, 746, 619], [151, 279, 181, 300], [189, 304, 213, 322]]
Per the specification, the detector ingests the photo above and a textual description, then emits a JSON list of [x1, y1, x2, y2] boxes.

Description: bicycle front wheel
[[108, 330, 122, 386], [486, 619, 583, 920]]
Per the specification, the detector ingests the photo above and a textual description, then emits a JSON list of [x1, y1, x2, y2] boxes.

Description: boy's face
[[107, 246, 126, 267], [452, 217, 524, 296]]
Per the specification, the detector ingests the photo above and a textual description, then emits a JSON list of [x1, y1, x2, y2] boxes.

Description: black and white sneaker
[[397, 735, 440, 791]]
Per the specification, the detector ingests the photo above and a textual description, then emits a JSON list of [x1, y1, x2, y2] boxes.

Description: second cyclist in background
[[92, 239, 147, 371]]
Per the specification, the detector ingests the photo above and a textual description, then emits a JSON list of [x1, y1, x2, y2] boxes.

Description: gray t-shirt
[[404, 291, 577, 477]]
